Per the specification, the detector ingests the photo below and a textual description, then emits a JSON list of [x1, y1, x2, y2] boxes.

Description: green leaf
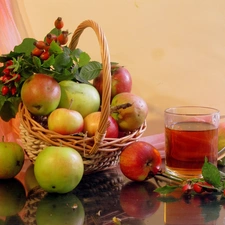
[[14, 38, 36, 56], [157, 195, 179, 203], [32, 56, 41, 68], [49, 41, 63, 55], [0, 97, 21, 121], [54, 52, 73, 71], [42, 55, 55, 68], [78, 52, 91, 67], [154, 185, 179, 194], [71, 48, 83, 59], [202, 157, 222, 188], [78, 61, 102, 82]]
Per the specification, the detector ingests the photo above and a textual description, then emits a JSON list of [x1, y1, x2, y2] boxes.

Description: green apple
[[58, 80, 100, 118], [0, 178, 26, 217], [36, 193, 84, 225], [111, 92, 148, 132], [48, 108, 84, 135], [0, 141, 24, 179], [34, 146, 84, 194], [21, 73, 61, 116]]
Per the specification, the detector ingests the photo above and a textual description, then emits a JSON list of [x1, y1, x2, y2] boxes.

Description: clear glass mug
[[164, 106, 220, 178]]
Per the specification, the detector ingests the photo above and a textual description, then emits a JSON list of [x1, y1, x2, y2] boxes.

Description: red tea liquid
[[165, 121, 218, 178]]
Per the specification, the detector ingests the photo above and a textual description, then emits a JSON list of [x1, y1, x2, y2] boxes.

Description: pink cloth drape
[[0, 0, 21, 143], [0, 0, 21, 54]]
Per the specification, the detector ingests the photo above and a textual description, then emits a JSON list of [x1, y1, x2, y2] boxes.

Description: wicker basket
[[18, 20, 147, 174]]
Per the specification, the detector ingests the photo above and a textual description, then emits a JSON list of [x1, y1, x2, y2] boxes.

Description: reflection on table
[[1, 159, 225, 225]]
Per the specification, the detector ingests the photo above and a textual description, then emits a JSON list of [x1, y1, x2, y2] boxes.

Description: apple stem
[[110, 103, 132, 113], [154, 170, 185, 185]]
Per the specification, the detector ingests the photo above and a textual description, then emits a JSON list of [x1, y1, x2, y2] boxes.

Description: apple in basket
[[83, 111, 119, 138], [48, 108, 84, 135], [93, 65, 132, 99], [111, 92, 148, 132], [119, 141, 162, 182], [21, 73, 61, 116], [58, 80, 100, 118]]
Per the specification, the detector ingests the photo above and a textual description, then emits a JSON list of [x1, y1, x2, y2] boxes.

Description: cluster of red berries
[[31, 17, 69, 61], [0, 60, 21, 96], [182, 181, 215, 194]]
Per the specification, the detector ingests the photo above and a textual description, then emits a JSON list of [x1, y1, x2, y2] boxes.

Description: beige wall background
[[13, 0, 225, 136]]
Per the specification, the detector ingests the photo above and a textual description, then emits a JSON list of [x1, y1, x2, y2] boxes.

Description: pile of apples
[[21, 64, 148, 139]]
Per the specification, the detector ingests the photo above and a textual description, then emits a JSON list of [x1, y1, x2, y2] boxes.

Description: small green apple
[[58, 80, 100, 118], [34, 146, 84, 194], [21, 73, 61, 116], [0, 141, 24, 179], [48, 108, 84, 135]]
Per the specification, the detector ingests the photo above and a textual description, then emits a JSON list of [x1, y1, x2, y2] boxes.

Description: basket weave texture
[[19, 20, 146, 175]]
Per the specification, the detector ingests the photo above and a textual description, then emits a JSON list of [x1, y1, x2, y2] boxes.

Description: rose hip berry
[[57, 30, 69, 45], [193, 183, 203, 193], [54, 17, 64, 30], [1, 86, 9, 95], [182, 183, 191, 194]]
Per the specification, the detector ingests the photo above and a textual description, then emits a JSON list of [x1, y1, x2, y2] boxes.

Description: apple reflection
[[0, 178, 26, 217], [35, 192, 85, 225], [119, 181, 161, 219]]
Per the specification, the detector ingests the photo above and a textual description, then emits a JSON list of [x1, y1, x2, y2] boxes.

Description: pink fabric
[[0, 0, 21, 144], [0, 0, 21, 54], [140, 133, 165, 158]]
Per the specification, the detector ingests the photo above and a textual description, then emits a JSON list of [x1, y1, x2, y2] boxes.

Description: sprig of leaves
[[154, 158, 225, 195], [0, 29, 103, 121]]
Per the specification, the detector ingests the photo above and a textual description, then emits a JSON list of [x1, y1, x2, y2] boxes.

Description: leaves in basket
[[0, 19, 104, 121], [0, 97, 21, 121], [14, 38, 37, 56]]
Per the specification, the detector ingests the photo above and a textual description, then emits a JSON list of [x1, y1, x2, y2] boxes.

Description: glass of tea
[[164, 106, 220, 178]]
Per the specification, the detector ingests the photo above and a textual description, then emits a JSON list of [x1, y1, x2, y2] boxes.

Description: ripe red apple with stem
[[93, 65, 132, 99], [119, 141, 162, 181], [83, 111, 119, 138]]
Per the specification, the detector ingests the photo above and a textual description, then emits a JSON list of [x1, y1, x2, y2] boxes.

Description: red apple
[[83, 111, 119, 138], [119, 181, 161, 219], [21, 73, 61, 116], [111, 92, 148, 132], [48, 108, 84, 135], [93, 65, 132, 99], [119, 141, 162, 181]]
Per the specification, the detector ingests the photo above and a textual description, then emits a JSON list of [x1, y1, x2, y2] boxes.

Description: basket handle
[[69, 20, 111, 155]]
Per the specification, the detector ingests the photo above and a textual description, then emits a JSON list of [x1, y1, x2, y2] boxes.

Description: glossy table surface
[[2, 158, 225, 225]]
